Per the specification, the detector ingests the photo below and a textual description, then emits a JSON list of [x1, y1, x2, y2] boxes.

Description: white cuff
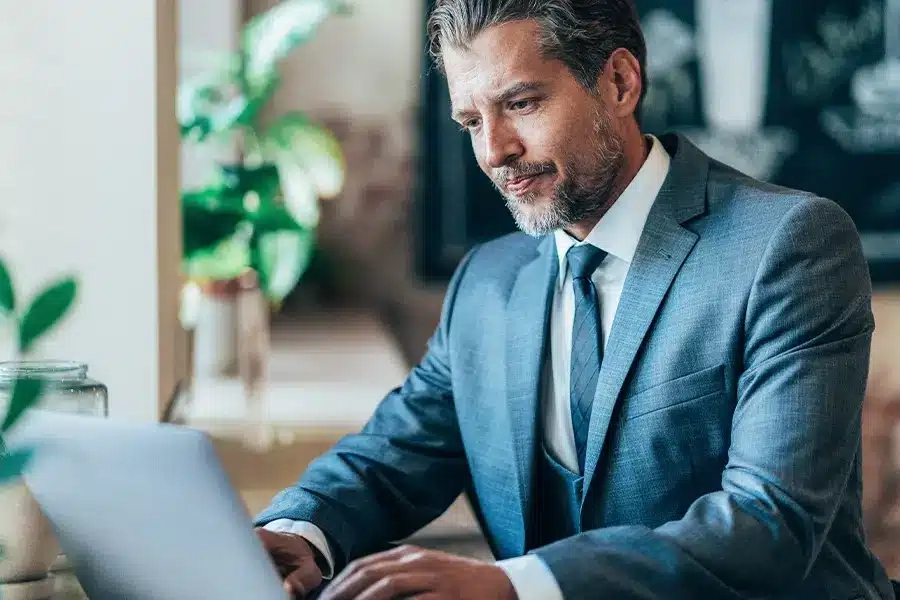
[[496, 554, 564, 600], [263, 519, 336, 579]]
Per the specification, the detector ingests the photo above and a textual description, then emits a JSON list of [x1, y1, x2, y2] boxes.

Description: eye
[[459, 117, 481, 132], [509, 98, 535, 111]]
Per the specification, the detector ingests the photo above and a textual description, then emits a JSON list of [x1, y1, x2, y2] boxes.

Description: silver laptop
[[5, 410, 289, 600]]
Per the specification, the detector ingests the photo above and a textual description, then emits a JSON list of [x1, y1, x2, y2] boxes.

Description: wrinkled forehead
[[441, 20, 556, 109]]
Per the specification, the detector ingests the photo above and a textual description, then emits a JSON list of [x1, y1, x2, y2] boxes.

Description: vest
[[530, 438, 584, 549]]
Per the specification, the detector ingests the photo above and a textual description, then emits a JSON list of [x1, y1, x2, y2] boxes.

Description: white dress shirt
[[265, 135, 671, 599]]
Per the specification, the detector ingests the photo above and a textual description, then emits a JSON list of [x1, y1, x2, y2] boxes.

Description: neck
[[565, 127, 649, 241]]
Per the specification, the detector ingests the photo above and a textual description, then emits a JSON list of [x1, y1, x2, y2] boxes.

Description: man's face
[[443, 20, 626, 237]]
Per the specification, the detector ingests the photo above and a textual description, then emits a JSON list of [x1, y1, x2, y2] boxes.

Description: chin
[[507, 190, 551, 206], [508, 200, 564, 237]]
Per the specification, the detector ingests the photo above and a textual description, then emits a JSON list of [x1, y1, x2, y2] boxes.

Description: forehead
[[442, 20, 561, 107]]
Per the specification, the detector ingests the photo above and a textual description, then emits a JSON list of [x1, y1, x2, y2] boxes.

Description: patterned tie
[[567, 244, 608, 473]]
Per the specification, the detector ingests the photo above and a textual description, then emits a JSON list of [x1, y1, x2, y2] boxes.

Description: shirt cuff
[[263, 518, 336, 579], [496, 554, 564, 600]]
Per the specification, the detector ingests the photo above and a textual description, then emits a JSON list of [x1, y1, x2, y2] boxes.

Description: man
[[253, 1, 896, 599]]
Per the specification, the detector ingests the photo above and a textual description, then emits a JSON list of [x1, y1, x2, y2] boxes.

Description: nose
[[483, 120, 523, 169]]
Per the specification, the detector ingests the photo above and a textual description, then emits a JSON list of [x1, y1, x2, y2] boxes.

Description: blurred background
[[1, 0, 899, 578]]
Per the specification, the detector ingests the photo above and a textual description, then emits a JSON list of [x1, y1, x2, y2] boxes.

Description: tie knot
[[566, 244, 607, 279]]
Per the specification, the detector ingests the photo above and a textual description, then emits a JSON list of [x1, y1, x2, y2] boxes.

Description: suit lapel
[[581, 133, 710, 501], [504, 235, 558, 553]]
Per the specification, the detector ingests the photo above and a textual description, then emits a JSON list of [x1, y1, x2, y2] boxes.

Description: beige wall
[[249, 0, 423, 122], [0, 1, 181, 421]]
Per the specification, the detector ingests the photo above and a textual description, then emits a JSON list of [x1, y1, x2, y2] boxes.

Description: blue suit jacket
[[256, 133, 894, 599]]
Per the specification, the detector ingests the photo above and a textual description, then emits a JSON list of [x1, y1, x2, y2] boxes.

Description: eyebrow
[[451, 81, 548, 123]]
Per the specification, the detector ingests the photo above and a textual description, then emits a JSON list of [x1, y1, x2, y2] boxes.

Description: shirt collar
[[553, 134, 671, 289]]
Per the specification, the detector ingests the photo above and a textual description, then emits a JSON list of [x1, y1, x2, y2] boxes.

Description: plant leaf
[[264, 112, 345, 201], [0, 446, 34, 484], [220, 163, 282, 201], [183, 233, 252, 282], [253, 229, 314, 303], [248, 200, 303, 234], [178, 64, 255, 143], [272, 158, 320, 228], [0, 257, 14, 315], [18, 278, 78, 354], [241, 0, 352, 93], [182, 185, 246, 257], [1, 378, 43, 433]]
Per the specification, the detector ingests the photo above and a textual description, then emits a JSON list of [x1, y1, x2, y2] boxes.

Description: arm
[[253, 245, 481, 571], [530, 197, 875, 599]]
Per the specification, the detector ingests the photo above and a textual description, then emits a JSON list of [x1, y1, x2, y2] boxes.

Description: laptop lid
[[5, 410, 288, 600]]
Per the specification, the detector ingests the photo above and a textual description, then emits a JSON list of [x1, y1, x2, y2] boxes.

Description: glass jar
[[0, 360, 108, 418]]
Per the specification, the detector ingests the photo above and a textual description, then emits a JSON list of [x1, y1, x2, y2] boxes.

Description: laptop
[[4, 410, 290, 600]]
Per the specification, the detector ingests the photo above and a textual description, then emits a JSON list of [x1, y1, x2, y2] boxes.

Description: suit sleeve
[[252, 245, 480, 570], [530, 197, 876, 599]]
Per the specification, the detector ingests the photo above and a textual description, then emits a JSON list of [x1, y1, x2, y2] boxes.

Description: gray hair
[[427, 0, 647, 105]]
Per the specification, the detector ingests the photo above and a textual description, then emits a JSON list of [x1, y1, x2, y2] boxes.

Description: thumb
[[284, 564, 323, 599]]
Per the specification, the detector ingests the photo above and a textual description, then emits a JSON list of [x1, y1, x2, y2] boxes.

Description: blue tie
[[567, 244, 608, 473]]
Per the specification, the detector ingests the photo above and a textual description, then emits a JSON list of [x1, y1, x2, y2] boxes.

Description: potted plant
[[0, 257, 79, 597], [179, 0, 351, 377]]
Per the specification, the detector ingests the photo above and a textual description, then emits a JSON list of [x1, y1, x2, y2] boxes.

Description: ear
[[601, 48, 642, 118]]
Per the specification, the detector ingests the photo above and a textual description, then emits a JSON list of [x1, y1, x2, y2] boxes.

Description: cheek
[[469, 137, 490, 174], [518, 116, 569, 166]]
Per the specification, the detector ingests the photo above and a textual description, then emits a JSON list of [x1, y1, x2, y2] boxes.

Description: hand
[[319, 544, 517, 600], [255, 527, 324, 598]]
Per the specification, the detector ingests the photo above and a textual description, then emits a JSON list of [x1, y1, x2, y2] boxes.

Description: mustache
[[494, 162, 556, 184]]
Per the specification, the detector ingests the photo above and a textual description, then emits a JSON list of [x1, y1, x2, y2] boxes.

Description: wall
[[253, 0, 423, 120], [0, 1, 181, 421]]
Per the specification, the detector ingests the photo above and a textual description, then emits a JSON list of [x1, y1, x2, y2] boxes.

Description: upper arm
[[742, 194, 874, 371], [729, 195, 874, 566]]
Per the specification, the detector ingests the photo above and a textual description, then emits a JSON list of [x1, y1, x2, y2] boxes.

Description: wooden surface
[[173, 309, 410, 430]]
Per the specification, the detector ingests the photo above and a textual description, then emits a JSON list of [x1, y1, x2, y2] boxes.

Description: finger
[[283, 576, 306, 599], [320, 558, 426, 600], [284, 564, 323, 599], [353, 572, 435, 600], [328, 545, 423, 589]]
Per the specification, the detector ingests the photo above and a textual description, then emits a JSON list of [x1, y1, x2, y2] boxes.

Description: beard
[[494, 107, 626, 237]]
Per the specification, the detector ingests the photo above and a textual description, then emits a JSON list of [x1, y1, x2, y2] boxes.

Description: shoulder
[[471, 231, 543, 263], [702, 158, 859, 249], [454, 231, 545, 280], [702, 158, 869, 301]]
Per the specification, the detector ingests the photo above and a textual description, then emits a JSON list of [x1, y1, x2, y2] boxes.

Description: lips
[[505, 173, 544, 195]]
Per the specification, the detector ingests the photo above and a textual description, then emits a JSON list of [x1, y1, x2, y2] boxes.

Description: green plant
[[0, 256, 78, 559], [179, 0, 351, 305], [0, 257, 78, 478]]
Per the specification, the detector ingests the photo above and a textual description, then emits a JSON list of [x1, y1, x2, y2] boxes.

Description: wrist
[[492, 564, 519, 600], [284, 533, 326, 576]]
